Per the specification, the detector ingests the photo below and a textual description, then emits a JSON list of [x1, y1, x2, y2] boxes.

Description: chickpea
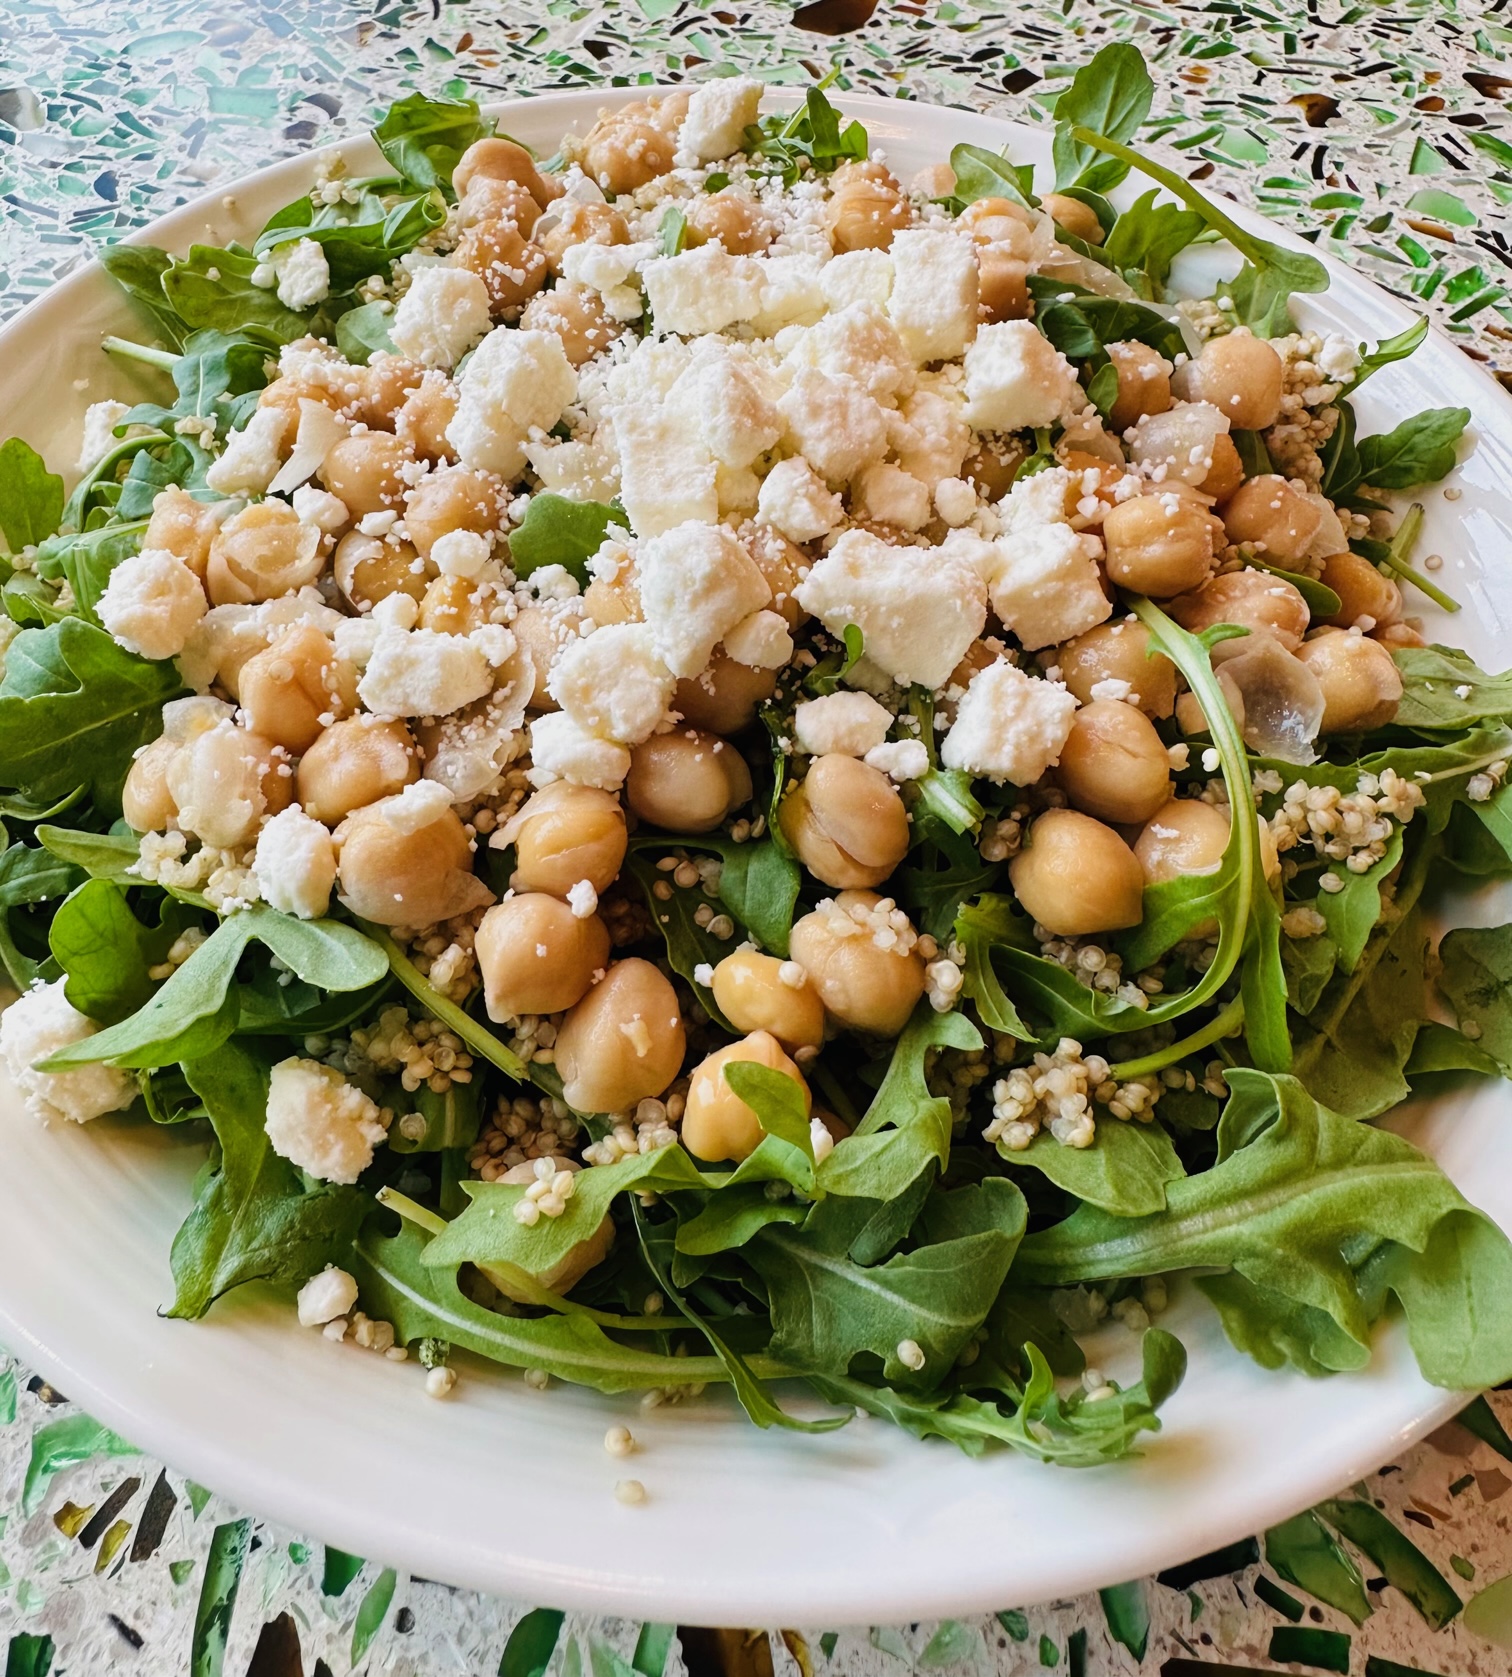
[[1105, 340, 1173, 434], [779, 755, 910, 891], [475, 893, 611, 1019], [238, 623, 357, 754], [647, 89, 691, 133], [581, 114, 675, 195], [958, 196, 1034, 237], [503, 782, 628, 899], [354, 354, 425, 430], [414, 573, 489, 637], [1175, 664, 1245, 739], [452, 136, 556, 211], [332, 532, 430, 612], [536, 201, 630, 278], [913, 161, 958, 199], [1101, 493, 1218, 598], [581, 572, 642, 628], [145, 485, 220, 580], [554, 958, 686, 1114], [711, 950, 825, 1052], [334, 798, 490, 926], [963, 437, 1030, 503], [458, 175, 542, 236], [1056, 620, 1177, 719], [1220, 475, 1323, 565], [493, 1160, 614, 1299], [1172, 330, 1285, 431], [257, 378, 323, 434], [1319, 551, 1402, 631], [789, 891, 925, 1037], [625, 729, 752, 833], [206, 501, 324, 606], [1198, 432, 1245, 503], [455, 219, 549, 316], [1042, 192, 1104, 245], [395, 372, 459, 462], [404, 466, 500, 561], [673, 650, 776, 733], [1056, 700, 1173, 826], [167, 722, 292, 849], [975, 245, 1031, 323], [296, 715, 419, 823], [744, 526, 809, 630], [1169, 569, 1310, 652], [1009, 809, 1145, 936], [320, 431, 414, 519], [826, 164, 911, 252], [686, 189, 772, 255], [513, 601, 587, 711], [1135, 796, 1229, 885], [519, 283, 623, 368], [1295, 630, 1403, 733], [682, 1032, 810, 1165], [122, 735, 180, 832]]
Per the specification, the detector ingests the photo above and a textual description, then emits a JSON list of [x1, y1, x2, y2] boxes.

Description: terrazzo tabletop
[[6, 1, 1512, 1673]]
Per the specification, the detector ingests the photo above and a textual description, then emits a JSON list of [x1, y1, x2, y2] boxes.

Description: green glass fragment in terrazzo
[[1464, 1572, 1512, 1648]]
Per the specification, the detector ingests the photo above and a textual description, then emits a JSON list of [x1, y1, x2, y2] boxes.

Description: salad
[[0, 42, 1509, 1466]]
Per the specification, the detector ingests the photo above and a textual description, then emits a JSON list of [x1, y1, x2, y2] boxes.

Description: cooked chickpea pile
[[87, 75, 1422, 1272]]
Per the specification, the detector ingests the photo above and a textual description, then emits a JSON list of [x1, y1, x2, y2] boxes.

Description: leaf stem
[[101, 335, 180, 372], [1109, 994, 1245, 1080], [1378, 503, 1459, 613], [365, 924, 528, 1081]]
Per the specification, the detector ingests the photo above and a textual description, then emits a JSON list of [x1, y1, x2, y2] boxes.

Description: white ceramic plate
[[2, 89, 1512, 1628]]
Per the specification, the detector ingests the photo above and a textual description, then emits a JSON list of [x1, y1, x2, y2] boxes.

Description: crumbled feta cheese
[[422, 680, 530, 800], [852, 462, 932, 531], [567, 879, 600, 919], [797, 528, 986, 689], [637, 521, 772, 678], [97, 546, 207, 661], [358, 625, 495, 718], [390, 265, 493, 370], [935, 477, 977, 526], [979, 520, 1112, 651], [332, 615, 382, 669], [265, 1057, 388, 1184], [528, 710, 632, 790], [756, 456, 844, 542], [1317, 334, 1361, 382], [271, 237, 331, 310], [785, 303, 914, 401], [1126, 400, 1230, 486], [749, 254, 828, 335], [820, 249, 894, 312], [778, 368, 889, 486], [716, 463, 761, 516], [204, 405, 289, 495], [677, 76, 764, 163], [253, 806, 337, 920], [890, 382, 972, 490], [794, 691, 893, 757], [291, 484, 349, 533], [865, 738, 929, 781], [447, 327, 577, 479], [0, 979, 137, 1125], [889, 229, 978, 363], [268, 397, 349, 496], [561, 240, 653, 322], [642, 246, 764, 337], [1090, 677, 1133, 703], [429, 528, 491, 580], [722, 608, 793, 670], [527, 436, 619, 504], [963, 320, 1083, 432], [296, 1264, 358, 1327], [549, 622, 675, 744], [612, 403, 718, 537], [941, 659, 1079, 784], [670, 347, 783, 469], [527, 564, 580, 603], [77, 400, 130, 473]]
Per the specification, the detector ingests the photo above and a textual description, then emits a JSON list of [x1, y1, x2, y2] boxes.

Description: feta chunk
[[852, 463, 932, 532], [678, 75, 764, 163], [979, 519, 1111, 651], [204, 404, 289, 495], [430, 528, 491, 579], [756, 456, 844, 542], [253, 805, 337, 920], [612, 403, 718, 536], [562, 240, 653, 322], [447, 327, 577, 479], [796, 528, 986, 689], [528, 710, 632, 790], [296, 1264, 358, 1327], [935, 477, 978, 526], [778, 369, 889, 486], [637, 522, 772, 679], [941, 659, 1079, 785], [265, 1057, 388, 1185], [642, 246, 764, 337], [794, 691, 893, 757], [671, 347, 783, 469], [1125, 400, 1231, 486], [722, 608, 793, 670], [785, 303, 914, 401], [77, 400, 130, 473], [358, 625, 495, 718], [527, 436, 619, 504], [890, 381, 973, 490], [964, 320, 1083, 432], [271, 237, 331, 310], [865, 738, 929, 781], [548, 622, 675, 744], [0, 979, 137, 1125], [750, 254, 828, 335], [291, 484, 349, 533], [98, 547, 207, 662], [421, 679, 531, 801], [820, 249, 894, 312], [889, 228, 978, 363], [390, 265, 493, 370]]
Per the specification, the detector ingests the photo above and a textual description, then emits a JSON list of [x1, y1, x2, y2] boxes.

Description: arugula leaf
[[387, 1078, 482, 1154], [1029, 290, 1188, 364], [1405, 1019, 1502, 1079], [162, 245, 311, 342], [255, 189, 446, 287], [624, 851, 736, 1027], [120, 328, 269, 438], [167, 1041, 368, 1319], [949, 143, 1038, 211], [1391, 643, 1512, 730], [1020, 1068, 1512, 1388], [1101, 188, 1206, 293], [49, 878, 188, 1026], [673, 1183, 808, 1255], [657, 206, 688, 256], [0, 439, 65, 556], [996, 1118, 1185, 1217], [1435, 922, 1512, 1074], [1344, 317, 1429, 394], [1197, 1270, 1371, 1377], [0, 618, 185, 813], [752, 88, 868, 185], [97, 243, 190, 351], [373, 92, 490, 195], [32, 523, 147, 627], [335, 300, 399, 366], [35, 825, 140, 882], [1050, 44, 1155, 193], [508, 494, 620, 586], [710, 836, 801, 957], [1356, 408, 1470, 490], [0, 840, 86, 986]]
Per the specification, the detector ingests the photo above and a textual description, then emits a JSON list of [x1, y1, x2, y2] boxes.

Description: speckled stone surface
[[7, 2, 1512, 1672]]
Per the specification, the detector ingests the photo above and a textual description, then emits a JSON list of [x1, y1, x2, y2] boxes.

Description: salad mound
[[0, 43, 1509, 1461]]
